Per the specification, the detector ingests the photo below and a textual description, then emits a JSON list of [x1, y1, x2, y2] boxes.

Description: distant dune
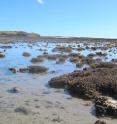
[[0, 31, 117, 43], [0, 31, 40, 38]]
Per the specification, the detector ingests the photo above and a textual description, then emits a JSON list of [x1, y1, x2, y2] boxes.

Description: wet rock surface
[[31, 57, 44, 63], [95, 120, 106, 124], [95, 96, 117, 117], [28, 65, 48, 74], [22, 52, 31, 57]]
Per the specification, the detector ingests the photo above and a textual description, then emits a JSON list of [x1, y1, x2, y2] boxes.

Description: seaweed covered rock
[[95, 96, 117, 117], [28, 65, 48, 74], [49, 62, 117, 99], [90, 62, 116, 69]]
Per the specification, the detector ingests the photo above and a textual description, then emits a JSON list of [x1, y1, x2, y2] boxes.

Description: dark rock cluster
[[49, 62, 117, 117]]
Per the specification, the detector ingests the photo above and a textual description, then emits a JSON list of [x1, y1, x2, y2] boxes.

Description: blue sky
[[0, 0, 117, 38]]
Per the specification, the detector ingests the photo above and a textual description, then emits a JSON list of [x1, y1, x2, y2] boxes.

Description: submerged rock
[[53, 46, 72, 53], [9, 68, 16, 73], [28, 65, 48, 74], [0, 53, 5, 58], [19, 68, 28, 73], [10, 87, 21, 93], [22, 52, 31, 57], [15, 107, 31, 115], [31, 57, 44, 63]]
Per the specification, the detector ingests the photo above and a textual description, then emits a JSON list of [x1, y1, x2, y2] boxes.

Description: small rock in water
[[19, 68, 28, 73], [0, 53, 5, 58], [22, 52, 31, 57], [9, 68, 16, 73], [15, 107, 31, 115], [10, 87, 21, 93], [28, 65, 48, 74]]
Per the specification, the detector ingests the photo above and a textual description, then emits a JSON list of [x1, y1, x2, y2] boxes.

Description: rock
[[95, 96, 117, 117], [0, 46, 12, 49], [22, 52, 31, 57], [56, 57, 65, 64], [53, 46, 72, 53], [49, 62, 117, 100], [90, 62, 116, 68], [47, 54, 58, 60], [95, 120, 106, 124], [96, 52, 107, 57], [15, 107, 31, 115], [81, 57, 95, 64], [70, 57, 79, 63], [49, 76, 67, 88], [9, 68, 16, 73], [0, 53, 5, 58], [88, 53, 96, 58], [112, 59, 117, 63], [28, 65, 48, 74], [19, 68, 28, 73], [31, 57, 43, 63], [76, 62, 83, 68], [10, 87, 21, 93]]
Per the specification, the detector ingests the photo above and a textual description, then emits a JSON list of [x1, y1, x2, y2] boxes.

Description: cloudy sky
[[0, 0, 117, 38]]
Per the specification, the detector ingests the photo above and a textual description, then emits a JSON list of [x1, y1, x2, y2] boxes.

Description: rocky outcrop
[[49, 62, 117, 117]]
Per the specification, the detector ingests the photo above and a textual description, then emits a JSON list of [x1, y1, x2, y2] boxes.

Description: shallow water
[[0, 41, 117, 124]]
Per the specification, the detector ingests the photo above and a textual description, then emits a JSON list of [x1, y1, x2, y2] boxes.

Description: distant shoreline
[[0, 31, 117, 43]]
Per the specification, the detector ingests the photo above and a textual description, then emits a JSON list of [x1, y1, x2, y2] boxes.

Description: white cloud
[[37, 0, 44, 4]]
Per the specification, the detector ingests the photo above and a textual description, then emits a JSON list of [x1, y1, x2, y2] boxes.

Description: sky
[[0, 0, 117, 38]]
